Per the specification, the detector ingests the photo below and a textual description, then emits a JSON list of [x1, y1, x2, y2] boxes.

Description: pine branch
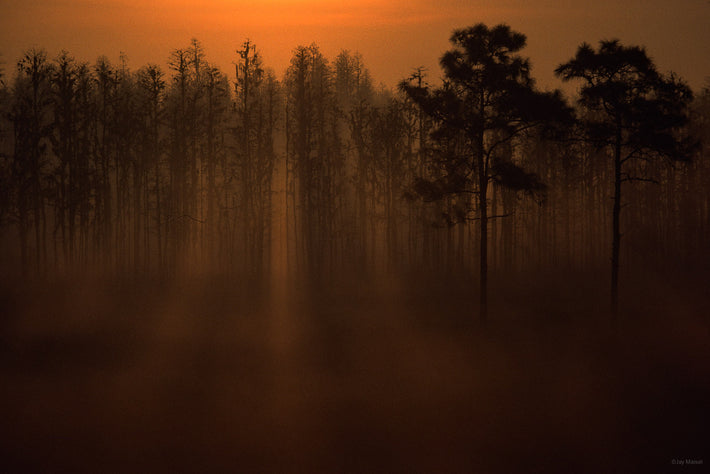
[[166, 213, 205, 224], [467, 212, 514, 221], [620, 174, 659, 184]]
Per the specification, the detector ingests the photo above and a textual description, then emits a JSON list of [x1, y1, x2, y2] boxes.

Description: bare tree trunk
[[610, 127, 622, 321], [479, 170, 488, 325], [477, 92, 488, 325]]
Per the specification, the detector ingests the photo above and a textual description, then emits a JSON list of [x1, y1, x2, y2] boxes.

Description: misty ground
[[1, 268, 708, 473]]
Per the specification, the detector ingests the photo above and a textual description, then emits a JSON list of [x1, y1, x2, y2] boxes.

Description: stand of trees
[[556, 40, 696, 318], [0, 29, 708, 318], [400, 24, 572, 323]]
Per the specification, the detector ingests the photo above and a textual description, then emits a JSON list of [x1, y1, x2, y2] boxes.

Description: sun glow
[[0, 0, 707, 91]]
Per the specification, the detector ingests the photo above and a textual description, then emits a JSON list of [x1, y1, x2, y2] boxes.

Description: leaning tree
[[556, 40, 695, 320], [401, 24, 570, 323]]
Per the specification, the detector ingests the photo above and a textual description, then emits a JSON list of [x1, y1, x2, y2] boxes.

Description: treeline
[[0, 33, 708, 285], [0, 39, 273, 278]]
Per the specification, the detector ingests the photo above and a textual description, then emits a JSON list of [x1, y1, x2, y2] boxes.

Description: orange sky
[[1, 0, 709, 91]]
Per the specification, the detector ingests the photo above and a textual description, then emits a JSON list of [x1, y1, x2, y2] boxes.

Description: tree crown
[[556, 40, 696, 161]]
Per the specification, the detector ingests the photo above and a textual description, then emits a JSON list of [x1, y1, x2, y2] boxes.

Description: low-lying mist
[[1, 267, 707, 473]]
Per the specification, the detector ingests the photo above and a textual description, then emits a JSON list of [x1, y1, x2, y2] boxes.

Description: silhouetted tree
[[10, 48, 54, 272], [234, 39, 265, 276], [0, 59, 12, 236], [93, 56, 118, 263], [369, 93, 409, 267], [685, 82, 710, 266], [112, 54, 138, 270], [401, 24, 570, 323], [285, 44, 339, 279], [0, 38, 705, 290], [231, 40, 280, 279], [50, 51, 80, 266], [556, 40, 695, 320], [165, 41, 207, 266], [200, 64, 230, 269], [399, 67, 437, 270], [136, 63, 167, 271], [333, 50, 375, 270]]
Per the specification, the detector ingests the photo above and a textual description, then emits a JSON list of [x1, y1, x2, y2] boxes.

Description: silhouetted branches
[[0, 31, 705, 303]]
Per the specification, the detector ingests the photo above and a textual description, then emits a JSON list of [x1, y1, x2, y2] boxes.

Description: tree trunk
[[479, 172, 488, 325], [477, 93, 488, 325], [611, 127, 622, 321]]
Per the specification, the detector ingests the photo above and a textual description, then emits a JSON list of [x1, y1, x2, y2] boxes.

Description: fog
[[1, 270, 708, 472], [1, 30, 709, 472]]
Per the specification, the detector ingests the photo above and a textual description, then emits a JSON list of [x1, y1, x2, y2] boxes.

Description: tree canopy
[[556, 39, 696, 319], [401, 23, 572, 322]]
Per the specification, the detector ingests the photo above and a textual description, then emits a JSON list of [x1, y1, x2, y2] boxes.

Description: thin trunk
[[479, 172, 488, 325], [133, 162, 142, 272], [611, 126, 622, 321], [155, 157, 162, 272], [477, 92, 488, 325]]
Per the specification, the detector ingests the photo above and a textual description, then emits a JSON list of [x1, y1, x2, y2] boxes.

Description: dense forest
[[1, 24, 708, 472], [2, 31, 708, 286]]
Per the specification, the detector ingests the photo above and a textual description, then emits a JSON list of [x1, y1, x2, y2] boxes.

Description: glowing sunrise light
[[0, 0, 707, 90]]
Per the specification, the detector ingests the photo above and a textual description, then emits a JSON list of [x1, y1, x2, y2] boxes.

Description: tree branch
[[620, 175, 659, 184], [467, 212, 514, 221], [166, 213, 205, 224]]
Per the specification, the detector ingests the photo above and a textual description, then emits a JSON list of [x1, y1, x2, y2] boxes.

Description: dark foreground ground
[[1, 269, 708, 473]]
